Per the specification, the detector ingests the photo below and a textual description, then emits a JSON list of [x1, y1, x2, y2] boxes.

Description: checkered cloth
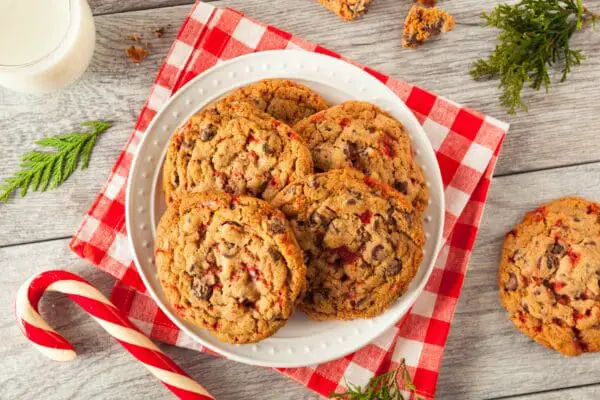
[[70, 2, 508, 398]]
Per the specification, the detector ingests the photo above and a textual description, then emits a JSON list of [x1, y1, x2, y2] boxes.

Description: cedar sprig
[[470, 0, 599, 114], [329, 360, 424, 400], [0, 121, 111, 203]]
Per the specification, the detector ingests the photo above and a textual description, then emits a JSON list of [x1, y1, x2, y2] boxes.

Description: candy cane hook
[[15, 270, 214, 400]]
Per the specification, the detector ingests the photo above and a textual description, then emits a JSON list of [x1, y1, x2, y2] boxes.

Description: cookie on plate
[[293, 101, 428, 211], [499, 197, 600, 356], [223, 79, 329, 127], [271, 169, 425, 320], [319, 0, 373, 21], [155, 191, 306, 344], [163, 100, 313, 203]]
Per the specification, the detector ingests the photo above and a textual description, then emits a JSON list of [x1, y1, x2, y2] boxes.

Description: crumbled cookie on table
[[499, 197, 600, 356], [319, 0, 373, 21], [402, 5, 455, 48]]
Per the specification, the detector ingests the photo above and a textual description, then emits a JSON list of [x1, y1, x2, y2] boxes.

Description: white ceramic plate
[[126, 50, 444, 368]]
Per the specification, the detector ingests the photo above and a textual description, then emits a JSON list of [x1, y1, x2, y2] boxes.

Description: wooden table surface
[[1, 0, 600, 399]]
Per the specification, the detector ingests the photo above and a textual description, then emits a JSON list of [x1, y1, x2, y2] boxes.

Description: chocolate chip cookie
[[155, 191, 306, 343], [223, 79, 329, 127], [500, 197, 600, 356], [163, 100, 313, 203], [271, 169, 425, 320], [293, 101, 428, 211], [402, 5, 455, 48]]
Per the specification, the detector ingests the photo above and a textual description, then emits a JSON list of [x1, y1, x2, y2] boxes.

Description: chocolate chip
[[172, 173, 179, 187], [346, 198, 358, 205], [221, 242, 238, 258], [241, 299, 254, 308], [191, 278, 212, 300], [256, 180, 269, 195], [550, 243, 564, 254], [424, 20, 444, 35], [505, 272, 518, 291], [523, 303, 530, 313], [546, 254, 558, 269], [393, 181, 409, 195], [187, 263, 197, 273], [309, 212, 326, 228], [357, 229, 371, 244], [384, 260, 403, 277], [268, 247, 283, 262], [199, 124, 216, 141], [262, 143, 273, 155], [371, 245, 385, 261], [268, 218, 287, 234], [348, 189, 362, 200], [405, 34, 419, 47], [303, 252, 312, 265], [307, 177, 320, 188]]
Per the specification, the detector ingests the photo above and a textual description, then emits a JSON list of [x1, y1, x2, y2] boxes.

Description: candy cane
[[15, 270, 214, 400]]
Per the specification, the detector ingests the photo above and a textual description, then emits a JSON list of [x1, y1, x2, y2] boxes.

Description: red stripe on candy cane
[[15, 270, 213, 400]]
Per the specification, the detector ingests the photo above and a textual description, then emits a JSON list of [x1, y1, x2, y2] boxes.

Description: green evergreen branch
[[470, 0, 599, 114], [329, 360, 424, 400], [0, 120, 111, 203]]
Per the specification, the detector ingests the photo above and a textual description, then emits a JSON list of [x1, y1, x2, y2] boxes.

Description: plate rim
[[126, 49, 445, 368]]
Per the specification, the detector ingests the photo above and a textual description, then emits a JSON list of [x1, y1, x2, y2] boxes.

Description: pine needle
[[329, 360, 424, 400], [470, 0, 599, 114], [0, 120, 111, 203]]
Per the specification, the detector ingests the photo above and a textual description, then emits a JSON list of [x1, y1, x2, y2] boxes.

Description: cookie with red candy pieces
[[271, 169, 425, 320], [500, 197, 600, 356]]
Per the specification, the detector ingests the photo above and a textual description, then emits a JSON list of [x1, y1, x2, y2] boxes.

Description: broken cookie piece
[[402, 5, 455, 48], [319, 0, 373, 21]]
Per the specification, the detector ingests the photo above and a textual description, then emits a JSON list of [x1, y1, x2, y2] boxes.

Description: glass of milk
[[0, 0, 96, 93]]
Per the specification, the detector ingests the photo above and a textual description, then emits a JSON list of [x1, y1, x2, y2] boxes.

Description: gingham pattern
[[69, 2, 508, 398]]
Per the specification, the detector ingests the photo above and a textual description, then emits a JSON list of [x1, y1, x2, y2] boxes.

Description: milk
[[0, 0, 96, 93]]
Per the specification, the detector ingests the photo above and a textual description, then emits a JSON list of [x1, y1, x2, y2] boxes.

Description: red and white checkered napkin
[[69, 2, 508, 398]]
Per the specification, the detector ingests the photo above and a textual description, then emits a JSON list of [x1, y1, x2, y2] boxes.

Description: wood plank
[[0, 238, 319, 400], [1, 0, 599, 245], [505, 385, 600, 400], [89, 0, 195, 16], [437, 162, 600, 399], [2, 163, 600, 399]]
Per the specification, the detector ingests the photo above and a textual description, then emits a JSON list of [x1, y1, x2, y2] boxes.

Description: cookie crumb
[[153, 27, 165, 38], [128, 33, 142, 42], [319, 0, 373, 21], [402, 5, 455, 48], [125, 45, 149, 63]]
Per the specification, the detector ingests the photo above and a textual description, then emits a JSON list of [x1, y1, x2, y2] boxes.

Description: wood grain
[[2, 0, 600, 399], [1, 0, 599, 246], [2, 163, 600, 400], [437, 162, 600, 399], [89, 0, 195, 16]]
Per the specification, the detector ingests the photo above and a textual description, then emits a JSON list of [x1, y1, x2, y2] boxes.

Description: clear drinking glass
[[0, 0, 96, 93]]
